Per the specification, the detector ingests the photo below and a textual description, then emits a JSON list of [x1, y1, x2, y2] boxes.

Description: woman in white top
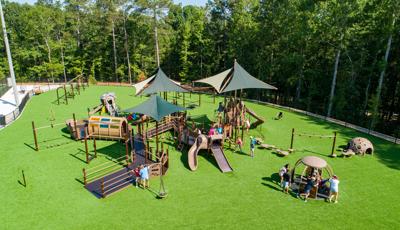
[[329, 175, 340, 203]]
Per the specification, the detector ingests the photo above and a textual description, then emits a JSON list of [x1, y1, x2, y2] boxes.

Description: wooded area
[[0, 0, 399, 137]]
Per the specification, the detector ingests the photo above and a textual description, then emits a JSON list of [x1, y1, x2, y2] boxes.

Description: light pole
[[0, 1, 19, 105]]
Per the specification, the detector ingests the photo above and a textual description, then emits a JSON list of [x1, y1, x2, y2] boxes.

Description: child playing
[[279, 164, 290, 185], [139, 165, 149, 188], [208, 126, 215, 137], [217, 125, 223, 135], [298, 176, 317, 202], [328, 175, 340, 203], [132, 167, 140, 188], [245, 119, 251, 133], [250, 136, 256, 158], [235, 137, 243, 153], [282, 171, 291, 194]]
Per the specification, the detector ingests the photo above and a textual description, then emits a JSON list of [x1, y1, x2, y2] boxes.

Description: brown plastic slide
[[245, 107, 264, 128], [188, 135, 208, 171], [188, 134, 233, 173], [210, 143, 233, 173]]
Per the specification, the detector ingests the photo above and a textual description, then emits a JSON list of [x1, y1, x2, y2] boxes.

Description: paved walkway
[[0, 84, 60, 129]]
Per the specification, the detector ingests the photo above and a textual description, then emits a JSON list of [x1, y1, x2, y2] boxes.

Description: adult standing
[[139, 164, 150, 188], [328, 175, 340, 203]]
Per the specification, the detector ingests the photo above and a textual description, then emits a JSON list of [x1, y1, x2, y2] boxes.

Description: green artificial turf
[[0, 86, 399, 229]]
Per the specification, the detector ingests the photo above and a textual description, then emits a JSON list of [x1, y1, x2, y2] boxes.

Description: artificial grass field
[[1, 85, 399, 229]]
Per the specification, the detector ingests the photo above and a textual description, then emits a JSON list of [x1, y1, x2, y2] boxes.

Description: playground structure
[[82, 136, 169, 198], [188, 134, 233, 173], [289, 128, 337, 157], [222, 98, 264, 129], [290, 156, 334, 199], [55, 75, 88, 105], [342, 137, 374, 157], [88, 92, 119, 116], [31, 120, 75, 151]]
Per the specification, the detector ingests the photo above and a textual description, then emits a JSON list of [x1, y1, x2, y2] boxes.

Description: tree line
[[0, 0, 399, 137]]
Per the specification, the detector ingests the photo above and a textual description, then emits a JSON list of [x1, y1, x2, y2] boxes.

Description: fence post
[[73, 113, 78, 139], [83, 168, 87, 186], [63, 85, 68, 105], [56, 88, 60, 105], [84, 134, 89, 163], [198, 94, 201, 106], [331, 132, 337, 156], [32, 121, 39, 151], [93, 136, 97, 158], [290, 128, 295, 149]]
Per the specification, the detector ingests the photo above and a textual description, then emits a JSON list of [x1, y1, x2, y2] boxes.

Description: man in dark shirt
[[282, 172, 291, 194], [297, 176, 316, 202]]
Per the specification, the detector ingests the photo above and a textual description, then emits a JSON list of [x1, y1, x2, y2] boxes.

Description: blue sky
[[9, 0, 208, 6]]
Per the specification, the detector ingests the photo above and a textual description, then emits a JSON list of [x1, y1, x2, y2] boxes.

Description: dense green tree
[[0, 0, 398, 136]]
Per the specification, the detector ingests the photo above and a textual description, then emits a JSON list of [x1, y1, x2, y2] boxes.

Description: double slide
[[188, 135, 233, 173]]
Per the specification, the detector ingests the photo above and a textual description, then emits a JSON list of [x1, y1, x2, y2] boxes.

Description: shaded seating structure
[[290, 156, 334, 200]]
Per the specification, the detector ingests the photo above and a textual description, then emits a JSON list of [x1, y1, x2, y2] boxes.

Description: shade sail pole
[[156, 121, 159, 154]]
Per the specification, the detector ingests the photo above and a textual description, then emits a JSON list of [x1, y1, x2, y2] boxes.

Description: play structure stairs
[[210, 143, 233, 173], [84, 135, 147, 198], [245, 107, 264, 128]]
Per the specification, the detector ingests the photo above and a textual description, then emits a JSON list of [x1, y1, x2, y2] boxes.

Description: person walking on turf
[[132, 167, 140, 188], [250, 136, 256, 158], [279, 164, 290, 185], [235, 137, 243, 153], [328, 175, 340, 203], [282, 171, 291, 194], [139, 164, 149, 188]]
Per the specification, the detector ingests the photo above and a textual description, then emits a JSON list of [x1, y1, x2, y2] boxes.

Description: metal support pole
[[0, 2, 19, 105]]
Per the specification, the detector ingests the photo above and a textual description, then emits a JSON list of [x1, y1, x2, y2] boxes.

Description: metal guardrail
[[0, 91, 32, 128]]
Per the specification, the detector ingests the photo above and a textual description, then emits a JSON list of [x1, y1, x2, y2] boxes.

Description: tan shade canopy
[[301, 156, 327, 169], [194, 68, 232, 93], [132, 75, 155, 95], [194, 60, 277, 93]]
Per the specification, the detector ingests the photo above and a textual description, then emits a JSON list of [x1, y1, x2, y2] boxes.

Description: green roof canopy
[[195, 61, 277, 93], [133, 68, 188, 96], [123, 95, 187, 121]]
